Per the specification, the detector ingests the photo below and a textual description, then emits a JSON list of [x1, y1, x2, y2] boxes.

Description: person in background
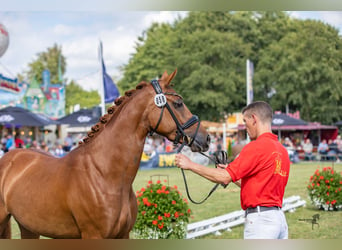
[[63, 133, 73, 152], [15, 135, 24, 148], [327, 139, 338, 161], [317, 139, 329, 161], [5, 134, 14, 152], [302, 138, 314, 161], [175, 101, 290, 239]]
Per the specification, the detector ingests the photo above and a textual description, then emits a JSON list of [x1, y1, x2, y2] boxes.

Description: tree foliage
[[65, 80, 100, 114], [118, 11, 342, 124], [26, 43, 66, 84]]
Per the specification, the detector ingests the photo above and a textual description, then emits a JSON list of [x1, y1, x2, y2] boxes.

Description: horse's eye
[[173, 100, 183, 109]]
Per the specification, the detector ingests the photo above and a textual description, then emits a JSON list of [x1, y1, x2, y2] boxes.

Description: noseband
[[149, 79, 200, 147]]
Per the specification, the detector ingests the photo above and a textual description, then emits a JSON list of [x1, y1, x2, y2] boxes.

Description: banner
[[140, 152, 177, 169]]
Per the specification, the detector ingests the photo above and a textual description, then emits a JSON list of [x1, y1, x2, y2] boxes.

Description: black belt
[[245, 206, 281, 216]]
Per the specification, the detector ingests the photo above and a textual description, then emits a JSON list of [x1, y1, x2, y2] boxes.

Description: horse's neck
[[77, 93, 150, 180]]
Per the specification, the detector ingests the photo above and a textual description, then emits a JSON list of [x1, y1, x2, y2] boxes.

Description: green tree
[[119, 11, 342, 124], [26, 43, 66, 84], [65, 81, 100, 114], [255, 19, 342, 124]]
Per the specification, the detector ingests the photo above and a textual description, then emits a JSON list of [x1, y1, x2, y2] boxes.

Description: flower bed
[[132, 179, 192, 239], [307, 166, 342, 211]]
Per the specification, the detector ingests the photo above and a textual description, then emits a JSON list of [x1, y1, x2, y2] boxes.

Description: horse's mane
[[78, 81, 149, 146]]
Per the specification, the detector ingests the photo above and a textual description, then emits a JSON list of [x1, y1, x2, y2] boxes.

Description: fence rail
[[186, 195, 306, 239]]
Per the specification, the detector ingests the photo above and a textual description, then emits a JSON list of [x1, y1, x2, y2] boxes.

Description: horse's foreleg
[[18, 223, 40, 239], [0, 214, 11, 239]]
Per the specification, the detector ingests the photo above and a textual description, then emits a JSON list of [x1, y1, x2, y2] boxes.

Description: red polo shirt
[[226, 133, 290, 210]]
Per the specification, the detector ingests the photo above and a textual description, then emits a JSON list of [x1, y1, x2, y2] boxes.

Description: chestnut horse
[[0, 69, 210, 239]]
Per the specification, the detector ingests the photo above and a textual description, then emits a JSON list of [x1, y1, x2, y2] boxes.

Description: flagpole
[[98, 41, 106, 116], [246, 59, 251, 105]]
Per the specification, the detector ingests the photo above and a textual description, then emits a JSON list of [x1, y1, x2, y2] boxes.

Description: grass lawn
[[9, 161, 342, 239]]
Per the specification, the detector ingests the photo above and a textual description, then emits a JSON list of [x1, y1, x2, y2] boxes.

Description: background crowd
[[1, 130, 342, 165], [0, 133, 76, 158]]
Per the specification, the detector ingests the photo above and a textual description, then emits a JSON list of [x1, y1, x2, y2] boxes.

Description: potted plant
[[307, 166, 342, 211], [132, 179, 192, 239]]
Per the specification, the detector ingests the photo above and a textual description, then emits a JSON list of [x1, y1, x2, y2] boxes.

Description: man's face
[[243, 112, 257, 140]]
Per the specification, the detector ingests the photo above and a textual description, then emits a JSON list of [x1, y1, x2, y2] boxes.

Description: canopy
[[0, 106, 59, 127], [237, 113, 338, 141], [334, 121, 342, 126], [57, 108, 100, 127], [272, 113, 308, 128]]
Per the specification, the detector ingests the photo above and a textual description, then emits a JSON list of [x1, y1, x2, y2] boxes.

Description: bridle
[[149, 79, 227, 204], [149, 79, 200, 147]]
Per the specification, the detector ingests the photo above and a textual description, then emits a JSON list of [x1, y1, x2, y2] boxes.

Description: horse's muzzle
[[189, 133, 210, 152]]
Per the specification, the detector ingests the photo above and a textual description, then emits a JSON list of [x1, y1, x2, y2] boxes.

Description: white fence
[[186, 195, 306, 239]]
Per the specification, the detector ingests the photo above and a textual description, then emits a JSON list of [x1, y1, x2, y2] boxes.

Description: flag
[[246, 59, 254, 105], [99, 41, 120, 103]]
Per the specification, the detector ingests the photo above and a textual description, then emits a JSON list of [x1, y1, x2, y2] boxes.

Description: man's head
[[242, 101, 273, 140]]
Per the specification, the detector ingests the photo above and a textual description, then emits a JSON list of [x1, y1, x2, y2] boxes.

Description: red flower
[[158, 223, 164, 229], [141, 187, 146, 192], [148, 180, 152, 184], [326, 201, 330, 204], [325, 180, 329, 184], [174, 212, 179, 218], [187, 209, 191, 214], [320, 176, 324, 180], [156, 180, 161, 184], [172, 200, 176, 205], [174, 185, 178, 189], [158, 215, 163, 220], [327, 192, 330, 196], [164, 212, 171, 218], [141, 211, 146, 215], [152, 220, 158, 225]]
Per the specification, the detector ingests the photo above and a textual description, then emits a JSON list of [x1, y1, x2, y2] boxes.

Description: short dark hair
[[242, 101, 273, 124]]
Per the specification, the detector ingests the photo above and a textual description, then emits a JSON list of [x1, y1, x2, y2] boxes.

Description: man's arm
[[175, 153, 232, 186]]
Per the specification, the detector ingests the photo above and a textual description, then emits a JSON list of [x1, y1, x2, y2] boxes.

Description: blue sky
[[0, 11, 341, 92]]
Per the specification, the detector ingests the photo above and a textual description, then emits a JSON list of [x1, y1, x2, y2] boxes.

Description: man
[[302, 138, 314, 161], [175, 101, 290, 239]]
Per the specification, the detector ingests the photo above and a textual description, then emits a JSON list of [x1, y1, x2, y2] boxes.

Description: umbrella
[[272, 113, 308, 127], [272, 113, 308, 138], [0, 106, 59, 126], [334, 121, 342, 126], [57, 108, 101, 127]]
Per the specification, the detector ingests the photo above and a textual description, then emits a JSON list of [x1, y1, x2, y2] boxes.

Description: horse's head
[[147, 69, 210, 152]]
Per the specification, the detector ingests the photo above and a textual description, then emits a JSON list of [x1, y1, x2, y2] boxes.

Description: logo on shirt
[[273, 152, 288, 177]]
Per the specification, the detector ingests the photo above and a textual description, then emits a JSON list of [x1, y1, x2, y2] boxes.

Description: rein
[[149, 79, 227, 204], [177, 143, 228, 204]]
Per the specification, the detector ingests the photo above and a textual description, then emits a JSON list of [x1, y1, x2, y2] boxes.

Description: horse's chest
[[73, 189, 137, 238]]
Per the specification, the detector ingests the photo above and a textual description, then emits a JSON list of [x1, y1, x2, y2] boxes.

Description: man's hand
[[175, 154, 192, 170]]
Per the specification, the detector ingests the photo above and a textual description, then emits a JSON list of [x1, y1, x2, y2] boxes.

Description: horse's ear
[[165, 69, 177, 86]]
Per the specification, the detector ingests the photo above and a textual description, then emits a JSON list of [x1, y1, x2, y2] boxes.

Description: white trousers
[[244, 209, 288, 239]]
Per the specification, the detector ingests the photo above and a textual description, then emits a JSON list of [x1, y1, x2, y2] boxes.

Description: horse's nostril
[[207, 135, 211, 144]]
